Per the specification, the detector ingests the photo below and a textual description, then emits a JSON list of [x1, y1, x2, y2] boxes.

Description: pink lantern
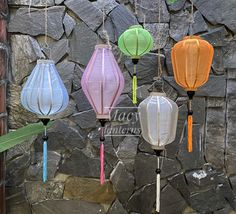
[[81, 44, 125, 184]]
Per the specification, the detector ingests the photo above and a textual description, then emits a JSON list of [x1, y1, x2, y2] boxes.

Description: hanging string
[[189, 0, 194, 36], [157, 0, 163, 80], [44, 0, 49, 48], [102, 0, 111, 47], [28, 0, 32, 16]]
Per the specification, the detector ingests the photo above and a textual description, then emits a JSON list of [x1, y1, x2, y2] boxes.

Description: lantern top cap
[[183, 35, 202, 40], [37, 59, 55, 64], [129, 25, 143, 29], [150, 92, 166, 97], [95, 44, 111, 50]]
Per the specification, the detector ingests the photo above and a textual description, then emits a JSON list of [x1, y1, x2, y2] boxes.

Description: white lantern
[[138, 92, 178, 213], [21, 60, 69, 116], [21, 59, 69, 182]]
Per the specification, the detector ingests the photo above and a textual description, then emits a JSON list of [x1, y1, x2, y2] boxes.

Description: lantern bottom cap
[[97, 115, 110, 120]]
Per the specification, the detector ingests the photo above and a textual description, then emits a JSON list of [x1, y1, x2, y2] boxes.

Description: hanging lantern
[[171, 36, 214, 152], [118, 25, 153, 104], [81, 44, 124, 185], [21, 59, 69, 182], [138, 92, 178, 213]]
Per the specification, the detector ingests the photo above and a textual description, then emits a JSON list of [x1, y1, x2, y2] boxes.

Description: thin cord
[[28, 0, 32, 16], [157, 0, 163, 80], [189, 0, 194, 36], [102, 0, 111, 47], [44, 0, 49, 48]]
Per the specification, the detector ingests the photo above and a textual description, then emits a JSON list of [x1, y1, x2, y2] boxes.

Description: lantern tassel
[[99, 120, 106, 185], [100, 142, 105, 185], [132, 74, 137, 104], [41, 119, 50, 183], [188, 114, 193, 153], [43, 140, 47, 182], [156, 172, 161, 213]]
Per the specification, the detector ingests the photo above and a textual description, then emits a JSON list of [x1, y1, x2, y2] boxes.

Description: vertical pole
[[0, 0, 8, 213]]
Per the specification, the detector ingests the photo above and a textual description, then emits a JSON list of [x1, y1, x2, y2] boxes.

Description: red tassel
[[100, 142, 105, 185]]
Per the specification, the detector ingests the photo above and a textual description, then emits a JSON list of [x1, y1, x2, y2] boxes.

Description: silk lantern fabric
[[21, 59, 69, 116], [81, 44, 125, 119], [118, 25, 154, 59], [138, 92, 178, 212], [171, 36, 214, 152], [171, 36, 214, 91], [139, 92, 178, 149]]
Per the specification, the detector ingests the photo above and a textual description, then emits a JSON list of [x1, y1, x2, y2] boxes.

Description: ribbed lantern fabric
[[171, 36, 214, 91], [21, 59, 69, 183], [118, 25, 154, 59], [139, 92, 178, 150], [81, 44, 124, 185], [118, 25, 153, 104], [81, 44, 125, 119], [138, 92, 178, 213], [171, 36, 214, 152], [21, 60, 69, 116]]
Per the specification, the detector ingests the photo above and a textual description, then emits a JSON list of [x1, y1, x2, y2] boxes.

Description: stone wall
[[5, 0, 236, 213]]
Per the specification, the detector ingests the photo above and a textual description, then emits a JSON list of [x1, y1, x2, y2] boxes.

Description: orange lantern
[[171, 36, 214, 152]]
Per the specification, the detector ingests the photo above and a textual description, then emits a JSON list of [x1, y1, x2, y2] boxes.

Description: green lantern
[[118, 25, 153, 104]]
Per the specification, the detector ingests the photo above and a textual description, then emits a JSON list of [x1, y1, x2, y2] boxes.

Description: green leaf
[[0, 122, 53, 153], [167, 0, 178, 3]]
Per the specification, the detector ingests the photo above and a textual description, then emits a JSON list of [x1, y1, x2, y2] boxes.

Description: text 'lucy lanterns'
[[81, 44, 124, 185], [171, 36, 214, 152], [21, 59, 69, 182], [138, 91, 178, 213], [118, 25, 153, 104]]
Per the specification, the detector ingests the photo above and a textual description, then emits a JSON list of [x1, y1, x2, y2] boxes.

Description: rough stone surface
[[56, 61, 75, 93], [64, 177, 115, 204], [116, 136, 139, 172], [59, 148, 112, 178], [8, 0, 54, 6], [25, 181, 64, 204], [43, 39, 69, 64], [193, 0, 236, 33], [69, 23, 98, 66], [11, 35, 45, 84], [8, 84, 38, 129], [144, 23, 169, 50], [170, 10, 190, 41], [65, 0, 103, 31], [109, 5, 138, 40], [32, 200, 106, 214], [27, 151, 61, 181], [136, 0, 170, 23], [192, 11, 208, 34], [92, 0, 118, 14], [9, 6, 65, 40], [107, 199, 128, 214], [125, 54, 165, 85], [110, 162, 135, 205], [164, 76, 226, 98], [63, 13, 76, 37]]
